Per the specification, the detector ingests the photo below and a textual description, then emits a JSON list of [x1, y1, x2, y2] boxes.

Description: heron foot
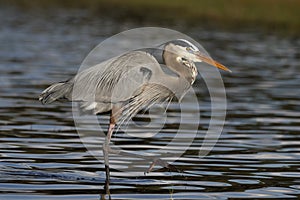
[[103, 144, 181, 175], [145, 158, 181, 175]]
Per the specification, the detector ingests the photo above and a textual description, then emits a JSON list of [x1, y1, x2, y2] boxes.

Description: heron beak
[[195, 52, 231, 72]]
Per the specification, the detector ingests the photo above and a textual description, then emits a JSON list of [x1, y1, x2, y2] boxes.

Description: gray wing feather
[[39, 51, 162, 113], [72, 51, 160, 103], [118, 83, 175, 126]]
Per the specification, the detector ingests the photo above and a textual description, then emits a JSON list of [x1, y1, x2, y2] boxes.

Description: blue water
[[1, 6, 300, 200]]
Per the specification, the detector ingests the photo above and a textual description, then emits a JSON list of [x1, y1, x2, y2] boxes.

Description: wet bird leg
[[103, 105, 120, 195], [145, 158, 180, 174]]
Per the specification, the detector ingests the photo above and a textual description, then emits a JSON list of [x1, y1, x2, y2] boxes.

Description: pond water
[[1, 7, 300, 200]]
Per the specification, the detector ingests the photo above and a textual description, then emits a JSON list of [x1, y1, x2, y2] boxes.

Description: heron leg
[[145, 158, 181, 174], [103, 121, 114, 189], [103, 105, 121, 195], [103, 120, 114, 195]]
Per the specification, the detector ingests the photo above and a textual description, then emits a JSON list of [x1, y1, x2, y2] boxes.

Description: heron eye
[[186, 47, 193, 53], [181, 57, 188, 62]]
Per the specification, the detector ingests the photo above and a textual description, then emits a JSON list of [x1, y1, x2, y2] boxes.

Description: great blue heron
[[39, 39, 230, 189]]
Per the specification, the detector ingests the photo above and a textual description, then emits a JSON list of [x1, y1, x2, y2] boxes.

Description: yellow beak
[[196, 52, 231, 72]]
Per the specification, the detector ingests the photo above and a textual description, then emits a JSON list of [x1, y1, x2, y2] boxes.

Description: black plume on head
[[163, 39, 199, 51]]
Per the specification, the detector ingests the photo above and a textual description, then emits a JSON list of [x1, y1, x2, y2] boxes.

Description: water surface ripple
[[0, 8, 300, 200]]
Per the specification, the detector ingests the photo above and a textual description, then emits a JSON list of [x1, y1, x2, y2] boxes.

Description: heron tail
[[39, 81, 72, 104]]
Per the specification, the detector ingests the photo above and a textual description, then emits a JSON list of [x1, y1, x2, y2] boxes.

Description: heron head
[[165, 39, 231, 72]]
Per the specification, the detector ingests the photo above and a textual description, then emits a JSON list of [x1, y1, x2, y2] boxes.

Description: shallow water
[[1, 7, 300, 200]]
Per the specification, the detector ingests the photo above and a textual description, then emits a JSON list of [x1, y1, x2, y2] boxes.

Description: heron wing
[[70, 51, 162, 104], [117, 83, 175, 126]]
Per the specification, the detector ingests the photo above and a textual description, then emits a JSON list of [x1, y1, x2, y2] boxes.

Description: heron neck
[[143, 48, 164, 64]]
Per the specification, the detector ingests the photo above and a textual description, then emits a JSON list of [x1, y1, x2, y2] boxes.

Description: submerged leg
[[145, 158, 181, 174]]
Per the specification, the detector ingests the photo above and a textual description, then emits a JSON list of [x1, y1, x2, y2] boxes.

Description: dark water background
[[1, 7, 300, 200]]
